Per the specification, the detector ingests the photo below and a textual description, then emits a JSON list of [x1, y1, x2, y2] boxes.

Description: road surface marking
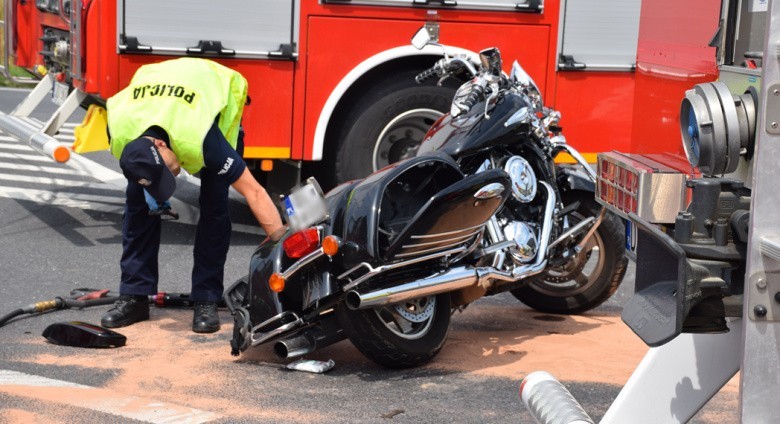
[[0, 136, 262, 235], [0, 369, 219, 423]]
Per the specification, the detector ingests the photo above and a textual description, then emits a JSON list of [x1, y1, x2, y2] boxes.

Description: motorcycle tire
[[510, 196, 628, 314], [327, 74, 455, 185], [336, 293, 451, 369]]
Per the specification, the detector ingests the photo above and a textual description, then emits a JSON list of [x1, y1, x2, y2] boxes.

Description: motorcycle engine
[[503, 156, 537, 202], [499, 155, 540, 264], [503, 221, 538, 263]]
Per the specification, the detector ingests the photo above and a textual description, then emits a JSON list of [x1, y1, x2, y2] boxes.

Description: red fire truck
[[1, 0, 640, 190]]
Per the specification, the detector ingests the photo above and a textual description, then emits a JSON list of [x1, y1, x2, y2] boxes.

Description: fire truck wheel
[[510, 195, 628, 314], [330, 83, 455, 184]]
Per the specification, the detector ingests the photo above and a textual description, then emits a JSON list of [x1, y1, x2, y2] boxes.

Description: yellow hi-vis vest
[[107, 58, 248, 174]]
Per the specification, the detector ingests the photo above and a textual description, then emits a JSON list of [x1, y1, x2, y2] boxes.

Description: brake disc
[[542, 249, 591, 283], [393, 297, 436, 323]]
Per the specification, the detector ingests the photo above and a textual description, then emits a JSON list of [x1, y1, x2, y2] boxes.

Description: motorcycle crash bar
[[345, 182, 555, 310]]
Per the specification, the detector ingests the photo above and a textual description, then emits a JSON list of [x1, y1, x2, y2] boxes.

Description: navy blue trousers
[[119, 125, 240, 302]]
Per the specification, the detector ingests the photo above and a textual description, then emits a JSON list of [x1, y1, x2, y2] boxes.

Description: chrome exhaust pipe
[[273, 326, 346, 359], [346, 266, 479, 310]]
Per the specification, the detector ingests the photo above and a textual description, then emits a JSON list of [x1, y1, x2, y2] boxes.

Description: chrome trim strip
[[340, 246, 468, 291], [410, 223, 485, 239], [396, 238, 476, 258], [401, 230, 479, 249], [450, 230, 484, 264], [281, 247, 326, 280]]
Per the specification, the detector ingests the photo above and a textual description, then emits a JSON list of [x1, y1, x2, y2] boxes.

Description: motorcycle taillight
[[283, 228, 320, 258]]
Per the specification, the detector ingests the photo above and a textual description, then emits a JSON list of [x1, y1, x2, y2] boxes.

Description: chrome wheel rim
[[374, 296, 436, 340]]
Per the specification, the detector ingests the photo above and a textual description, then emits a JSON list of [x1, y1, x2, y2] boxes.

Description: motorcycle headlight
[[679, 82, 756, 177], [504, 155, 537, 202]]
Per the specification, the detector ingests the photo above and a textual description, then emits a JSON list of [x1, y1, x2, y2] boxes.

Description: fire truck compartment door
[[117, 0, 298, 59], [557, 0, 641, 71]]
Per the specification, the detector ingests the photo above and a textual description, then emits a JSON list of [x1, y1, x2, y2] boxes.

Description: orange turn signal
[[321, 235, 341, 256], [269, 272, 286, 293]]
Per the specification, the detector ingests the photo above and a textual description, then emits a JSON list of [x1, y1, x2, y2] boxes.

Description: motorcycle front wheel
[[511, 196, 628, 314], [337, 293, 451, 369]]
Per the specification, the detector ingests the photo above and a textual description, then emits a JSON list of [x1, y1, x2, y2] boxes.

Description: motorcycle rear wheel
[[337, 293, 451, 369], [510, 197, 627, 314]]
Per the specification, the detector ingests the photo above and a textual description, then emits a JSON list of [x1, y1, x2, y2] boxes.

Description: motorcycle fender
[[557, 164, 595, 193], [245, 231, 338, 326], [245, 237, 290, 325]]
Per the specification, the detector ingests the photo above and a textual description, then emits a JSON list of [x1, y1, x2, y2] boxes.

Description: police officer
[[102, 58, 284, 333]]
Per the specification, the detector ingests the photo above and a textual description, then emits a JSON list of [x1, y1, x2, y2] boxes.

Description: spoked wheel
[[511, 197, 628, 314], [337, 293, 451, 369]]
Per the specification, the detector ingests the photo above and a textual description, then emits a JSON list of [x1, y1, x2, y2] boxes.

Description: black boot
[[101, 295, 150, 328], [193, 302, 220, 333]]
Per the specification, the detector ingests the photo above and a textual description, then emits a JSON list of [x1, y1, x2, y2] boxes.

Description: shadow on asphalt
[[8, 198, 263, 247]]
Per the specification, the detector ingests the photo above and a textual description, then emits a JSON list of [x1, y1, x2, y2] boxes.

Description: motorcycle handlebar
[[461, 82, 485, 109], [415, 65, 440, 84], [415, 59, 468, 84]]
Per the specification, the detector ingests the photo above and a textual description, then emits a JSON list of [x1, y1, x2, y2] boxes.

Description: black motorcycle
[[225, 28, 628, 368]]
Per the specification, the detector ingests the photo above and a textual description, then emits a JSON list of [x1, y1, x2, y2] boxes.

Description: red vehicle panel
[[629, 0, 720, 155]]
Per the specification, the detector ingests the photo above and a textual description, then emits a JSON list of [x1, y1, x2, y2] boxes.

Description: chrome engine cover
[[503, 221, 537, 263], [504, 156, 537, 202]]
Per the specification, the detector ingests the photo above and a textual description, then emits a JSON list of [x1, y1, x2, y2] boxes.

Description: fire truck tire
[[330, 81, 455, 184], [510, 195, 628, 314]]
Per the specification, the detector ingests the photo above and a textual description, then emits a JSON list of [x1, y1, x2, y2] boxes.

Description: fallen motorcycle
[[225, 27, 628, 368]]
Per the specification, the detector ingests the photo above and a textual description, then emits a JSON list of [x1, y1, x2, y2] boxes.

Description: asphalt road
[[0, 87, 738, 423]]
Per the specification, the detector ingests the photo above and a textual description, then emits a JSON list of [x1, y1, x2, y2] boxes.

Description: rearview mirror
[[412, 23, 439, 50]]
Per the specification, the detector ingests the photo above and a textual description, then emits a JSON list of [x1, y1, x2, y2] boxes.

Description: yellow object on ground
[[72, 104, 109, 154]]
